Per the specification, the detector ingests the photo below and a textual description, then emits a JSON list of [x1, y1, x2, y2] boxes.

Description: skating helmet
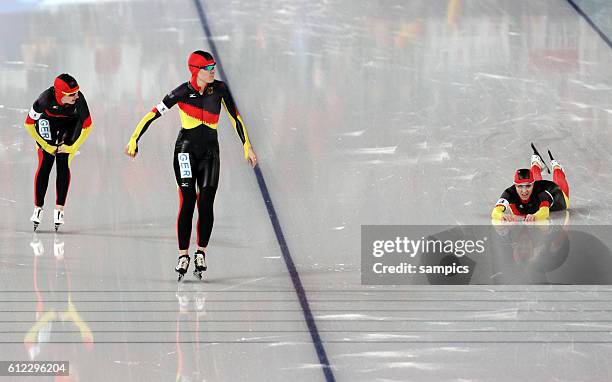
[[514, 168, 534, 184], [54, 73, 79, 104], [187, 51, 215, 89]]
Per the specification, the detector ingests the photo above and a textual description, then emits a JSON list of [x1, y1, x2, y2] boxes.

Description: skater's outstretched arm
[[219, 82, 257, 167], [125, 86, 182, 157]]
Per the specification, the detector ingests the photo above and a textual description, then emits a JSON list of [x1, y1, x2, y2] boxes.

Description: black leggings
[[173, 134, 220, 251], [34, 147, 70, 207]]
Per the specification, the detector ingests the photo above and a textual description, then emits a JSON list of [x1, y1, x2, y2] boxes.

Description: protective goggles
[[190, 64, 216, 71]]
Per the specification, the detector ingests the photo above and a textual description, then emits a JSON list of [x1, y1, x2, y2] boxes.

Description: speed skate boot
[[54, 209, 64, 232], [531, 154, 544, 170], [193, 250, 207, 280], [531, 142, 551, 173], [30, 207, 43, 231], [175, 255, 190, 282], [548, 149, 563, 171]]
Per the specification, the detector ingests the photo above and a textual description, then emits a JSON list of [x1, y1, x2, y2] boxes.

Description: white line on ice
[[350, 146, 397, 155]]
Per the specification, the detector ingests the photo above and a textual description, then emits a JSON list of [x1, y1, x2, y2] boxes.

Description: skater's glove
[[58, 144, 76, 154], [126, 138, 138, 156], [490, 205, 505, 220], [532, 206, 550, 221]]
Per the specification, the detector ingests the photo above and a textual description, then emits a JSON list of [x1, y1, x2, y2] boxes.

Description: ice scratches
[[3, 61, 49, 69], [361, 361, 438, 372], [315, 313, 388, 320], [421, 151, 450, 162], [267, 341, 305, 347], [427, 77, 472, 88], [273, 9, 294, 16], [217, 277, 270, 291], [154, 27, 179, 33], [312, 262, 352, 272], [566, 114, 588, 122], [361, 61, 415, 72], [364, 333, 420, 340], [237, 335, 289, 342], [113, 360, 142, 366], [452, 171, 478, 181], [0, 105, 28, 113], [39, 0, 132, 5], [413, 346, 472, 355], [351, 146, 397, 155], [195, 35, 230, 41], [561, 101, 592, 109], [385, 362, 439, 371], [283, 363, 332, 370], [337, 351, 416, 359], [338, 130, 365, 137], [496, 112, 539, 125], [569, 80, 612, 91], [470, 309, 518, 320], [566, 322, 612, 329], [474, 72, 536, 83], [361, 158, 417, 166]]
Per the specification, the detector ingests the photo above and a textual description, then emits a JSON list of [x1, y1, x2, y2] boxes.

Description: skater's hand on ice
[[523, 214, 536, 222], [247, 146, 258, 168], [125, 139, 138, 158], [501, 214, 516, 222]]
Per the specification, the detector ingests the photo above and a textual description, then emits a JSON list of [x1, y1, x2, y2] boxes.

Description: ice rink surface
[[1, 0, 612, 380]]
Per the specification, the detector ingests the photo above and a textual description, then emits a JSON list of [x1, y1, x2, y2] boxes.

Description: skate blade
[[33, 223, 39, 232], [54, 224, 60, 232], [193, 270, 203, 280], [176, 267, 188, 282]]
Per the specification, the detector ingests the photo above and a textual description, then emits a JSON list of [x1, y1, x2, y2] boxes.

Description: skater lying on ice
[[491, 146, 569, 222]]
